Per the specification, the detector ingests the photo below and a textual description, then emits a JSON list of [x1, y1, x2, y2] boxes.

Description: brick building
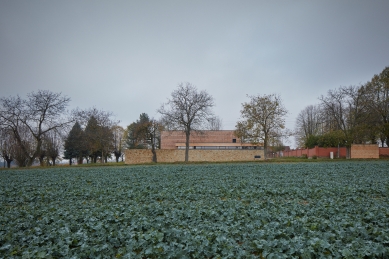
[[125, 130, 265, 164], [160, 130, 264, 150]]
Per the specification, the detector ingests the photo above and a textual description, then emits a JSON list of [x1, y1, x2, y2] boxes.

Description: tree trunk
[[346, 146, 351, 159], [39, 156, 45, 166], [12, 132, 34, 167], [69, 158, 72, 165], [29, 138, 43, 167], [263, 135, 268, 159], [3, 154, 13, 168], [185, 130, 190, 162], [51, 157, 56, 166], [6, 159, 12, 168], [151, 145, 157, 163]]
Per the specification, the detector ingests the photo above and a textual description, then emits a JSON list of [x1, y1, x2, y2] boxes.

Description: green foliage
[[63, 122, 87, 163], [125, 113, 151, 149], [1, 162, 389, 258], [318, 130, 347, 148], [84, 116, 114, 163], [125, 113, 161, 152], [304, 131, 347, 148], [235, 93, 288, 159], [305, 135, 320, 148]]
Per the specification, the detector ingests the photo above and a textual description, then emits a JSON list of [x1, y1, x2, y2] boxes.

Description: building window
[[232, 139, 236, 143]]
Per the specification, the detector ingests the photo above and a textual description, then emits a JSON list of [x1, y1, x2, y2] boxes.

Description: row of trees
[[4, 66, 385, 166], [0, 90, 71, 167], [1, 84, 287, 166], [295, 66, 389, 158], [0, 89, 127, 167], [153, 83, 288, 160], [64, 82, 223, 165], [125, 83, 221, 162], [63, 108, 125, 165]]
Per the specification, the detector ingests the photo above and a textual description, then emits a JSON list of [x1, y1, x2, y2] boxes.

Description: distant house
[[161, 130, 264, 150], [125, 130, 265, 164]]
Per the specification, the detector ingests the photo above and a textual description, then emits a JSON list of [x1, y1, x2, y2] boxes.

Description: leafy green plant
[[1, 162, 388, 258]]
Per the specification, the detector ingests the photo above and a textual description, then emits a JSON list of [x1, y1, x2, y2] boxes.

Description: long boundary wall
[[283, 145, 380, 159], [125, 149, 265, 164], [283, 146, 347, 158]]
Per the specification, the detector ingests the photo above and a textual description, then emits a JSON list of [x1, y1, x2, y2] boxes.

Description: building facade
[[161, 130, 263, 150], [125, 130, 265, 164]]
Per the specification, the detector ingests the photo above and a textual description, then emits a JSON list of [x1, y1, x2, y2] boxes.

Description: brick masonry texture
[[125, 149, 265, 164], [380, 147, 389, 157], [351, 144, 379, 159], [284, 145, 381, 159], [161, 130, 240, 149]]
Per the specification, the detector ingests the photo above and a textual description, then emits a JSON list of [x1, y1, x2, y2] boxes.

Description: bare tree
[[158, 83, 214, 162], [72, 107, 115, 129], [0, 90, 72, 167], [206, 116, 223, 130], [319, 86, 368, 158], [44, 131, 62, 166], [11, 124, 35, 167], [294, 104, 323, 147], [0, 128, 15, 168], [235, 93, 288, 159]]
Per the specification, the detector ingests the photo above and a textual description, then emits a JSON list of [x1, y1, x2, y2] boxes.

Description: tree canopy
[[294, 66, 389, 156], [63, 121, 86, 165], [0, 90, 72, 167], [158, 83, 214, 162], [235, 93, 288, 159]]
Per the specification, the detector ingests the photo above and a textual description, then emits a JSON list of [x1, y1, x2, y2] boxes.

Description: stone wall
[[351, 144, 379, 159], [125, 149, 265, 164]]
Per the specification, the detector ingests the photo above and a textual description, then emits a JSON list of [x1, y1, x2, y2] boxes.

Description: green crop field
[[1, 161, 389, 258]]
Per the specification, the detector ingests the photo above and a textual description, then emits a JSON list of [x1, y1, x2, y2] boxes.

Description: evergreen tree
[[63, 122, 84, 165]]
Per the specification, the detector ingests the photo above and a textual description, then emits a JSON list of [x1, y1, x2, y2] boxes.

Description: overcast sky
[[1, 1, 389, 148]]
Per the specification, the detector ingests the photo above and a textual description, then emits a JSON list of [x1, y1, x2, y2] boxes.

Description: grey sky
[[1, 1, 389, 147]]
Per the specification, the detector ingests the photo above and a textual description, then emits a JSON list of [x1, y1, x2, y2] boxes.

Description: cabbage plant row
[[1, 161, 389, 258]]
